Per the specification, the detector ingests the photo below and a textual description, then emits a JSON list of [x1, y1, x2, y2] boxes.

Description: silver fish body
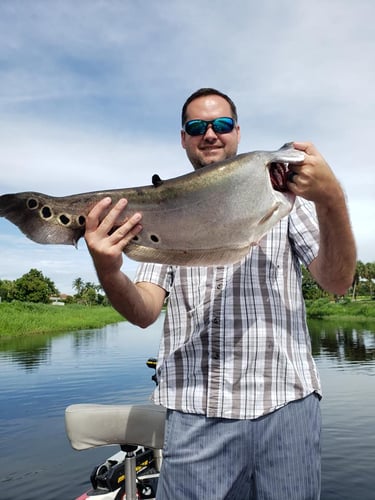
[[0, 143, 304, 266]]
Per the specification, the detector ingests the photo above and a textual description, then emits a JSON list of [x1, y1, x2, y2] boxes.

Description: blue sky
[[0, 0, 374, 294]]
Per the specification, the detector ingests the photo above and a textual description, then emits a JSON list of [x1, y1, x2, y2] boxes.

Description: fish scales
[[0, 143, 304, 266]]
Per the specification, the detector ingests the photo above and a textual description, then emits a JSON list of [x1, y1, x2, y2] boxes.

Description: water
[[0, 315, 374, 500]]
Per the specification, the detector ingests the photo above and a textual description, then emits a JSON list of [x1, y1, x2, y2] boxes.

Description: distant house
[[50, 296, 65, 306]]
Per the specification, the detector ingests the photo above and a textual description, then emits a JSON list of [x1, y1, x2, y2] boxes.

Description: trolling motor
[[146, 357, 158, 385]]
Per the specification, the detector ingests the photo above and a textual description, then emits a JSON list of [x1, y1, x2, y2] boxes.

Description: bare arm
[[84, 197, 166, 328], [289, 142, 357, 295]]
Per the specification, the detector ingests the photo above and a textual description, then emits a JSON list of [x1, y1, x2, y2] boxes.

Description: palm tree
[[352, 261, 365, 300], [363, 262, 375, 298], [72, 277, 84, 296]]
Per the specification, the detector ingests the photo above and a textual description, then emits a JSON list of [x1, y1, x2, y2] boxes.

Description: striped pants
[[156, 393, 321, 500]]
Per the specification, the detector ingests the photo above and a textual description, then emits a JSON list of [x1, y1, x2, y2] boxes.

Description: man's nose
[[203, 124, 218, 139]]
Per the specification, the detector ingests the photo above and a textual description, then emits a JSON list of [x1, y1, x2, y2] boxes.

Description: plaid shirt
[[135, 197, 321, 419]]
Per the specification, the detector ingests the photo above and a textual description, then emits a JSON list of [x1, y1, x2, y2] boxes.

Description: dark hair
[[181, 88, 238, 126]]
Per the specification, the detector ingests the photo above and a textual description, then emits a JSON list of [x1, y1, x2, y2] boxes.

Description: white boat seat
[[65, 403, 166, 451]]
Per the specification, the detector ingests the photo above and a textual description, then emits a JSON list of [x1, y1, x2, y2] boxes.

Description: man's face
[[181, 95, 241, 170]]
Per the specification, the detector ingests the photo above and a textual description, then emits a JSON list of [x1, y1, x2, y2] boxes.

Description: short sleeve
[[288, 197, 320, 268]]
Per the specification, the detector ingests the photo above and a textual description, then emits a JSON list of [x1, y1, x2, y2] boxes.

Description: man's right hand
[[84, 197, 143, 278]]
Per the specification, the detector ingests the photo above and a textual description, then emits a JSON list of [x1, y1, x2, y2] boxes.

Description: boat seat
[[65, 403, 166, 451]]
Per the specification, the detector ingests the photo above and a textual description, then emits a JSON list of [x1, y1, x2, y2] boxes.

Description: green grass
[[0, 302, 124, 337], [1, 298, 374, 338], [305, 298, 375, 320]]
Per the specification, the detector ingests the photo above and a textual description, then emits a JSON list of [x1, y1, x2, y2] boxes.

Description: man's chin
[[201, 151, 225, 166]]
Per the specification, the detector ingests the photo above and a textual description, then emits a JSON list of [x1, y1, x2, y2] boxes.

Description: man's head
[[181, 88, 241, 170]]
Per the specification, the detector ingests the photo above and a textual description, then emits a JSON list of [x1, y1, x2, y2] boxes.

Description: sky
[[0, 0, 374, 295]]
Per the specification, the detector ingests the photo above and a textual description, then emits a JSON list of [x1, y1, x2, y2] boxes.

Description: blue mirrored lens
[[184, 117, 235, 136], [185, 120, 207, 136], [213, 117, 234, 133]]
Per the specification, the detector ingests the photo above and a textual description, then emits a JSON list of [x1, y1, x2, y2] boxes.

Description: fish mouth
[[269, 162, 292, 192]]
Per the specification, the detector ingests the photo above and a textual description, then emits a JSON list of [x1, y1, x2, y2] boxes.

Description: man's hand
[[84, 197, 143, 278], [84, 198, 165, 327], [287, 142, 343, 208]]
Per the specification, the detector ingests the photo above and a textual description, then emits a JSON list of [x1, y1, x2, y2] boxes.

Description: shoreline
[[0, 299, 374, 338]]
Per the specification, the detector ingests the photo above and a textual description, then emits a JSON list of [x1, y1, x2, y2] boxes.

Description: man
[[85, 88, 356, 499]]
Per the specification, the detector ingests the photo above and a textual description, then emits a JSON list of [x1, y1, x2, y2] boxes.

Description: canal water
[[0, 314, 374, 499]]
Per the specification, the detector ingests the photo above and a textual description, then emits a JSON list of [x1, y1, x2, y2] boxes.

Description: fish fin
[[124, 242, 250, 266], [279, 142, 294, 150], [257, 204, 280, 225], [152, 174, 163, 187]]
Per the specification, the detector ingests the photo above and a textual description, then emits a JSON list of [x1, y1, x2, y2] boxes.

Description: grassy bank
[[1, 299, 374, 338], [0, 302, 124, 338], [306, 298, 375, 320]]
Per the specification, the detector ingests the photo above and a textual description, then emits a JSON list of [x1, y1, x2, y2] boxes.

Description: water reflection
[[0, 334, 52, 370], [0, 323, 138, 371], [2, 318, 374, 368], [0, 317, 374, 500], [71, 329, 108, 349], [309, 319, 375, 367]]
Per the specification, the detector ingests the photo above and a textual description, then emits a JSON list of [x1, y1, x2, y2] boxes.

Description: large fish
[[0, 143, 304, 266]]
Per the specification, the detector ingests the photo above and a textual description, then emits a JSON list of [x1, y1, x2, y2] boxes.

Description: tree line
[[0, 261, 374, 305], [301, 260, 374, 300], [0, 269, 109, 305]]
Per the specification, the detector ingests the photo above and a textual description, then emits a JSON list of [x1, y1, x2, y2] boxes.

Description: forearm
[[98, 269, 164, 328], [309, 192, 356, 295], [84, 198, 165, 327], [290, 142, 357, 295]]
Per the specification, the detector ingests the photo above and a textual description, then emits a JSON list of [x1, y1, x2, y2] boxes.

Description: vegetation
[[0, 302, 123, 337], [306, 297, 375, 320], [0, 261, 374, 337], [0, 269, 59, 304], [0, 269, 108, 305], [301, 260, 375, 301], [71, 277, 109, 305], [351, 260, 375, 300]]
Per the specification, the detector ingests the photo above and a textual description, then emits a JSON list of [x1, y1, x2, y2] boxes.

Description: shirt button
[[212, 317, 220, 324]]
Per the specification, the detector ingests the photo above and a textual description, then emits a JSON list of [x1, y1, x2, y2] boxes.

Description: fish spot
[[132, 235, 140, 242], [150, 234, 159, 243], [41, 206, 53, 219], [27, 198, 39, 210], [59, 214, 70, 225], [78, 215, 86, 226]]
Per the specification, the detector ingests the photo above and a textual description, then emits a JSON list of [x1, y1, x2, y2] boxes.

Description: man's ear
[[181, 130, 187, 150], [236, 125, 241, 144]]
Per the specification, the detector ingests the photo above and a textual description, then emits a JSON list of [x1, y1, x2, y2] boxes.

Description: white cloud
[[0, 0, 374, 295], [0, 117, 189, 193]]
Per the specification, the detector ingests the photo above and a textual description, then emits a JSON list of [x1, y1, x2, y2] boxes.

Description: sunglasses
[[183, 117, 235, 136]]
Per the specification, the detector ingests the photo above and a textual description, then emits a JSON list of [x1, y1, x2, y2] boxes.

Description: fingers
[[85, 197, 113, 233], [85, 197, 143, 250], [287, 170, 298, 184], [286, 142, 316, 193], [110, 212, 143, 247], [292, 141, 317, 155], [97, 198, 128, 237], [289, 142, 342, 204]]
